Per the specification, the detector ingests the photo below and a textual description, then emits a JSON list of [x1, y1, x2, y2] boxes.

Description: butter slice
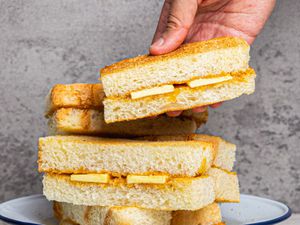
[[70, 174, 110, 183], [131, 85, 174, 99], [187, 75, 232, 88], [127, 175, 168, 184]]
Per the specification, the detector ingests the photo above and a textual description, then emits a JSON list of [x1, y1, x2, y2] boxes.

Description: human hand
[[150, 0, 276, 117]]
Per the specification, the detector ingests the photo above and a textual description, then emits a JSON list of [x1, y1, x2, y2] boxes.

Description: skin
[[150, 0, 276, 116]]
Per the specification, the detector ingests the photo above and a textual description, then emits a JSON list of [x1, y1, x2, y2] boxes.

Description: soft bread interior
[[140, 134, 236, 172], [101, 37, 250, 97], [38, 135, 214, 177], [208, 167, 240, 203]]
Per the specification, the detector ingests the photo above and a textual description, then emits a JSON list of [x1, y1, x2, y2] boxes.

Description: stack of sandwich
[[38, 37, 256, 225]]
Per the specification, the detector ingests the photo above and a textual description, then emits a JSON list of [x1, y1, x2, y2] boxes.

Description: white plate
[[0, 194, 291, 225]]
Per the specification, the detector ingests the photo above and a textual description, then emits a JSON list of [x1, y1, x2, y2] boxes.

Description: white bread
[[103, 69, 256, 123], [141, 134, 236, 171], [53, 201, 222, 225], [45, 83, 104, 117], [43, 174, 215, 210], [38, 135, 214, 177], [101, 37, 250, 97], [171, 203, 222, 225], [208, 167, 240, 202], [48, 108, 208, 137]]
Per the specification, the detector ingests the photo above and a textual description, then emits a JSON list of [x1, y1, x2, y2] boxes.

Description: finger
[[166, 110, 182, 117], [192, 106, 207, 113], [150, 0, 199, 55], [209, 102, 223, 108], [151, 0, 172, 44]]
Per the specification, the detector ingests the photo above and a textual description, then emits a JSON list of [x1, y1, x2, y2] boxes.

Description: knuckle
[[167, 13, 183, 30]]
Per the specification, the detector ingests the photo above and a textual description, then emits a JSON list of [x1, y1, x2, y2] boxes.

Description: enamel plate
[[0, 194, 292, 225]]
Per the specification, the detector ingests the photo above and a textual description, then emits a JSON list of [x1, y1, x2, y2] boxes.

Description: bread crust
[[45, 83, 104, 117], [39, 135, 213, 147], [45, 83, 208, 134], [54, 201, 224, 225], [101, 37, 248, 75], [48, 108, 208, 137]]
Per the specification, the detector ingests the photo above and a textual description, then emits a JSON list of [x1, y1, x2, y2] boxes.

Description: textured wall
[[0, 0, 299, 212]]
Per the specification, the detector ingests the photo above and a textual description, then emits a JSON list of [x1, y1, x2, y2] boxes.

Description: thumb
[[150, 0, 199, 55]]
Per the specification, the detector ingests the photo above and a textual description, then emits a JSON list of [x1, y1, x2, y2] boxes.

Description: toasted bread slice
[[171, 203, 222, 225], [53, 202, 222, 225], [103, 69, 256, 123], [44, 167, 239, 209], [43, 174, 215, 210], [45, 83, 104, 117], [208, 167, 240, 203], [48, 108, 208, 137], [38, 135, 214, 176], [140, 134, 236, 171], [101, 37, 250, 97]]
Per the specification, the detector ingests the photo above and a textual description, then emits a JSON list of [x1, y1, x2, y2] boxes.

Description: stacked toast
[[38, 37, 256, 225]]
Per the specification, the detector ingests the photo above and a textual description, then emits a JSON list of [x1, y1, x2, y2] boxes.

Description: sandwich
[[46, 83, 208, 137], [100, 37, 256, 123], [39, 134, 239, 210], [38, 134, 236, 175], [53, 201, 224, 225]]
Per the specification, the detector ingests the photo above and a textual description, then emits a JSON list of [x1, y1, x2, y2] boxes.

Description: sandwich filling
[[130, 73, 233, 99], [47, 173, 211, 188], [110, 68, 254, 100], [70, 173, 169, 184], [64, 166, 233, 185]]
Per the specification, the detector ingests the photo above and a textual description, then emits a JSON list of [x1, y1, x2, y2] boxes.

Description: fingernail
[[151, 38, 164, 48]]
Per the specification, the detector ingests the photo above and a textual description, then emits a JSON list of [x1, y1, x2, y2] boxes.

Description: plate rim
[[0, 195, 47, 225], [0, 194, 292, 225], [240, 194, 293, 225]]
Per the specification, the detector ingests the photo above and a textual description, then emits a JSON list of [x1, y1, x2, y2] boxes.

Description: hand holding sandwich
[[150, 0, 275, 116]]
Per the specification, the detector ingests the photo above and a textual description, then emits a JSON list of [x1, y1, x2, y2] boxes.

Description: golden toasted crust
[[54, 201, 225, 225], [45, 83, 104, 117], [101, 37, 248, 75], [53, 201, 63, 221], [49, 108, 207, 137], [171, 202, 221, 225]]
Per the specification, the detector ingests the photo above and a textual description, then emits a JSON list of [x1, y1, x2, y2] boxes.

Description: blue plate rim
[[239, 194, 293, 225], [0, 194, 293, 225]]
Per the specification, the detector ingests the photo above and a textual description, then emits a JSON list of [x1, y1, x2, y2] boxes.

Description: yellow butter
[[70, 174, 110, 183], [127, 175, 168, 184], [187, 75, 232, 88], [131, 85, 174, 99]]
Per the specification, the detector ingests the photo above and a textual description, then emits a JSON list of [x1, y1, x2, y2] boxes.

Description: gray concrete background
[[0, 0, 299, 213]]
